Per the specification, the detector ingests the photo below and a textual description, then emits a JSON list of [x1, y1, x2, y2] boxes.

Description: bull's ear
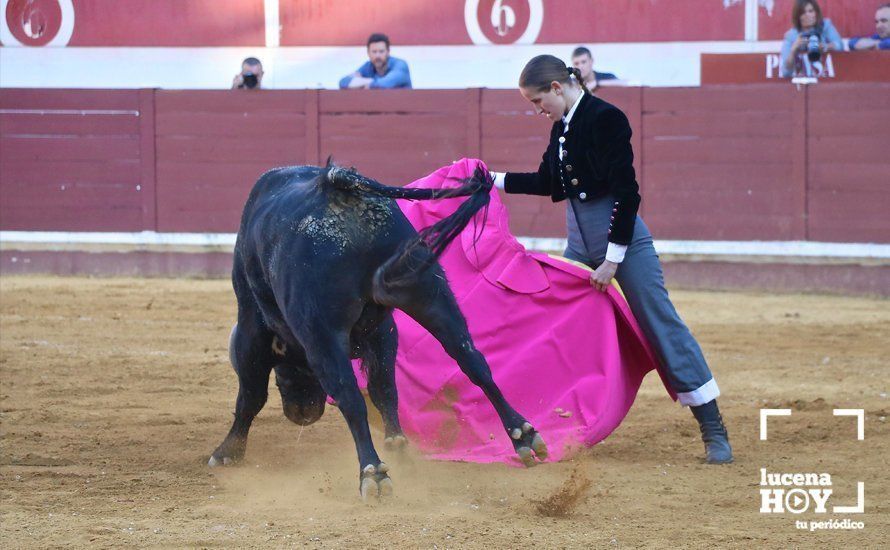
[[324, 155, 334, 168]]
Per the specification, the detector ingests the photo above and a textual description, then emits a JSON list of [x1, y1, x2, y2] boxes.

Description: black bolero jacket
[[504, 93, 641, 245]]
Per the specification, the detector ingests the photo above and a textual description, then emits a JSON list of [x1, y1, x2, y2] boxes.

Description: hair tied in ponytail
[[520, 55, 584, 93]]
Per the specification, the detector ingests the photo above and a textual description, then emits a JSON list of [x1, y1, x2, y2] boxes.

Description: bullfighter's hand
[[590, 260, 618, 292]]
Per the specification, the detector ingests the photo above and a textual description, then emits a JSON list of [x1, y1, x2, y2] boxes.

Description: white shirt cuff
[[491, 172, 506, 190], [605, 242, 628, 264]]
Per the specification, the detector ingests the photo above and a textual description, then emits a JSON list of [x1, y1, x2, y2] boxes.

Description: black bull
[[209, 163, 548, 498]]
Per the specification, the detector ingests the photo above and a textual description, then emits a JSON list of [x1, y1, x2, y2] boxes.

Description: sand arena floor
[[0, 276, 887, 548]]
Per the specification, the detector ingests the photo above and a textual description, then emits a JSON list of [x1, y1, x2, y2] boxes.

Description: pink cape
[[354, 159, 674, 465]]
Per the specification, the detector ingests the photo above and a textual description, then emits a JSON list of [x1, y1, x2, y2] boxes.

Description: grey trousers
[[563, 196, 719, 406]]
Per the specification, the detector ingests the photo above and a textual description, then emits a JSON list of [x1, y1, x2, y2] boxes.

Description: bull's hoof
[[359, 462, 393, 501], [208, 450, 243, 467], [208, 440, 245, 467], [384, 434, 408, 450], [511, 422, 548, 467], [208, 455, 234, 467], [208, 454, 237, 467]]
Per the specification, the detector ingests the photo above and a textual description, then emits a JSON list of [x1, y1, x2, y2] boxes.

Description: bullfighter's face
[[520, 83, 568, 122]]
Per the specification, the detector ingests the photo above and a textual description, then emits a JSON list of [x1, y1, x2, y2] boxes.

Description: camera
[[242, 72, 258, 89], [801, 31, 822, 62]]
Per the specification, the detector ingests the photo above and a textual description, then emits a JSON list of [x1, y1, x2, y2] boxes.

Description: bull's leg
[[385, 271, 548, 467], [208, 317, 275, 466], [361, 313, 406, 450], [301, 330, 393, 500]]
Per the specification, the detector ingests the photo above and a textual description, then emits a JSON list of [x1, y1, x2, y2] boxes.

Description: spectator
[[849, 3, 890, 50], [232, 57, 264, 90], [780, 0, 843, 77], [339, 33, 412, 89], [571, 46, 626, 92]]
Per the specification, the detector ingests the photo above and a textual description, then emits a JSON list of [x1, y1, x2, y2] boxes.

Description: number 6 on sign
[[464, 0, 544, 45], [491, 0, 516, 36]]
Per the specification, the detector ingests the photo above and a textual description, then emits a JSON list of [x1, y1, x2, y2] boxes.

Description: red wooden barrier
[[153, 90, 313, 232], [2, 85, 889, 244], [807, 83, 890, 243], [317, 89, 479, 186], [0, 89, 147, 231], [641, 85, 804, 241]]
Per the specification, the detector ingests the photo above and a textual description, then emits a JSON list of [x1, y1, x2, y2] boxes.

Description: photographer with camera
[[780, 0, 843, 77], [232, 57, 264, 90]]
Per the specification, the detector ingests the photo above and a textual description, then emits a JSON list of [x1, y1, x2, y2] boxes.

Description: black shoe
[[690, 399, 733, 464]]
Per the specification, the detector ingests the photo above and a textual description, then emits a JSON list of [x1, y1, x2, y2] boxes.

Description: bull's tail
[[324, 160, 488, 203], [412, 166, 490, 258], [323, 161, 492, 290]]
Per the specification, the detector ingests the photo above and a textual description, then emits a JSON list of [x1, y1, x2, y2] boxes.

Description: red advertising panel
[[534, 0, 745, 43], [1, 0, 881, 48], [279, 1, 470, 46], [1, 0, 265, 47], [280, 0, 747, 46], [701, 51, 890, 84]]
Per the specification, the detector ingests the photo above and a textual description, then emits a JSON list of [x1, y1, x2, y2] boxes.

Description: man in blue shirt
[[849, 3, 890, 50], [339, 33, 412, 89]]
